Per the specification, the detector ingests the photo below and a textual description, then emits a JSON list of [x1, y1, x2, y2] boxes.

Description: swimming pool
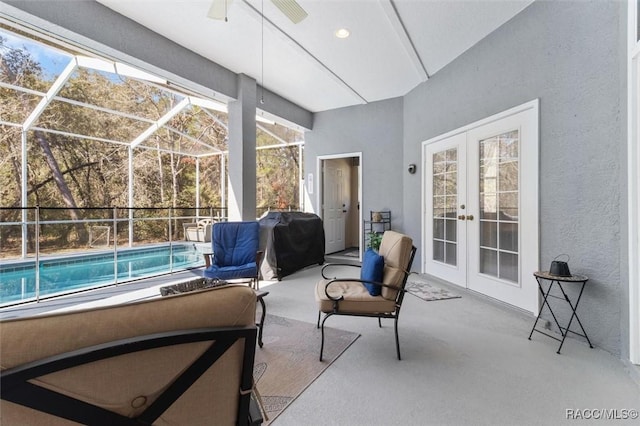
[[0, 244, 204, 306]]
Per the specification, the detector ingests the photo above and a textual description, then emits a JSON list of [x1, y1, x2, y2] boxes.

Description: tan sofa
[[0, 285, 261, 425]]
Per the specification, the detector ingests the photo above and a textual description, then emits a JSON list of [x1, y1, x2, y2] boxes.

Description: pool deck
[[0, 268, 208, 320]]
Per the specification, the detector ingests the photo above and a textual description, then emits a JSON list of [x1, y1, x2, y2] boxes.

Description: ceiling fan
[[208, 0, 308, 24]]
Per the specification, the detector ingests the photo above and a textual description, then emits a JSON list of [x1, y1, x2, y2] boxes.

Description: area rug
[[254, 314, 359, 424], [405, 274, 461, 302]]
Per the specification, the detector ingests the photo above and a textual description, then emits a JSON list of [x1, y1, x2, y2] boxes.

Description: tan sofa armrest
[[0, 285, 259, 425]]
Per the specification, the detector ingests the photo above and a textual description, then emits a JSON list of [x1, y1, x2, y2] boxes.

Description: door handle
[[458, 215, 466, 220], [467, 214, 474, 221]]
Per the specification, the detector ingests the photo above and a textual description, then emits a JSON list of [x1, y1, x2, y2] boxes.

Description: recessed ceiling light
[[335, 28, 350, 39]]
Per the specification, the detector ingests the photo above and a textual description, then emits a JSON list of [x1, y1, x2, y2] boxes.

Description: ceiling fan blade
[[207, 0, 234, 20], [270, 0, 308, 24]]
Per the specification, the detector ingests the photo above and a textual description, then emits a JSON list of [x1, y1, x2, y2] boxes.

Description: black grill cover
[[259, 212, 325, 280]]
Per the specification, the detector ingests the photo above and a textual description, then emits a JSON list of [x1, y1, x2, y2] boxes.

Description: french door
[[423, 101, 539, 314], [425, 133, 467, 287]]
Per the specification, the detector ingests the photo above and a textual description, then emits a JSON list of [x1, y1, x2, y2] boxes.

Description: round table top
[[534, 271, 588, 282]]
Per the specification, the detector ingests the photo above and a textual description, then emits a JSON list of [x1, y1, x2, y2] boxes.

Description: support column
[[195, 157, 200, 216], [221, 153, 226, 215], [227, 74, 257, 221], [21, 130, 27, 258], [128, 146, 134, 247]]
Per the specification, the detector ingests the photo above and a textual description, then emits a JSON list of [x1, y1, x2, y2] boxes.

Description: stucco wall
[[403, 1, 626, 356], [304, 98, 404, 234]]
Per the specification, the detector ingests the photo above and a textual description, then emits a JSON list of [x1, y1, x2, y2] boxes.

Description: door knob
[[467, 214, 474, 221], [458, 215, 466, 220]]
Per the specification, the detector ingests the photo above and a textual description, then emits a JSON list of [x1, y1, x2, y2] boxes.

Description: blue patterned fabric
[[204, 221, 259, 280], [361, 248, 384, 296]]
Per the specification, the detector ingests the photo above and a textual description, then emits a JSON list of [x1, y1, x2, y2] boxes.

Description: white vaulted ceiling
[[97, 0, 533, 113]]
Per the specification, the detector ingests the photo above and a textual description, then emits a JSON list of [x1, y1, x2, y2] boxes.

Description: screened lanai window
[[1, 24, 303, 262], [256, 118, 304, 216], [0, 24, 307, 306], [0, 26, 229, 258]]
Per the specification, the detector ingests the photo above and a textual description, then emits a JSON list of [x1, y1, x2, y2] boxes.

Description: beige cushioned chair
[[315, 231, 416, 361], [0, 285, 261, 425]]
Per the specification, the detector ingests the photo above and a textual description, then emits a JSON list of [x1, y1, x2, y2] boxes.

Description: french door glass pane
[[479, 130, 519, 283], [433, 151, 445, 173], [499, 192, 518, 220], [480, 194, 497, 219], [434, 219, 445, 239], [480, 248, 497, 276], [445, 219, 457, 242], [445, 243, 457, 266], [433, 174, 445, 195], [433, 241, 445, 262], [499, 252, 519, 282], [445, 196, 457, 218], [499, 162, 518, 191], [446, 148, 457, 163], [499, 222, 518, 252], [445, 172, 457, 192], [433, 148, 457, 265], [434, 195, 445, 217], [480, 221, 497, 248]]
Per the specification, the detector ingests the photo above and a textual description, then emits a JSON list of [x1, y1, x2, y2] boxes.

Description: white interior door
[[423, 101, 539, 314], [323, 161, 347, 253]]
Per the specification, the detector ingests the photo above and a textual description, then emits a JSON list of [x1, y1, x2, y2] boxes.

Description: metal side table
[[528, 271, 594, 354]]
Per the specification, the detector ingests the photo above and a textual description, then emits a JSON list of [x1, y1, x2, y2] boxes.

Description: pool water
[[0, 245, 204, 305]]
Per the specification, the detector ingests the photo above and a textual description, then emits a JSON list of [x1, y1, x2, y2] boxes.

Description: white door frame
[[317, 152, 363, 258], [627, 0, 640, 365], [421, 99, 539, 314]]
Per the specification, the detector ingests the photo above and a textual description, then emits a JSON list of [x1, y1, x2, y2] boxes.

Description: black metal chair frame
[[1, 326, 262, 426], [204, 252, 265, 290], [317, 246, 416, 361]]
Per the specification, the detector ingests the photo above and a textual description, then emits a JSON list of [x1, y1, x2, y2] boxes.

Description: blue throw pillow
[[361, 248, 384, 296]]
